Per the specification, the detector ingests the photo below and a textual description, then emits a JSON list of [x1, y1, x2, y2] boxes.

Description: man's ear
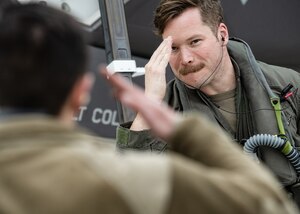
[[218, 23, 229, 45], [70, 72, 94, 111]]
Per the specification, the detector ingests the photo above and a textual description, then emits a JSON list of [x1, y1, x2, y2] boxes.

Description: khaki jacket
[[0, 114, 297, 214]]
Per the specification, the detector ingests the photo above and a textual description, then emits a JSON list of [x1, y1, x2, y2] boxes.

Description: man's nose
[[180, 48, 193, 65]]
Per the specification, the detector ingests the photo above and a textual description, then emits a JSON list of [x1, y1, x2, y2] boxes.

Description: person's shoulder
[[259, 61, 299, 74], [259, 61, 300, 87]]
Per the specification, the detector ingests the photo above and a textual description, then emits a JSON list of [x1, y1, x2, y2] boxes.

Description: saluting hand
[[100, 65, 180, 140], [144, 36, 172, 100]]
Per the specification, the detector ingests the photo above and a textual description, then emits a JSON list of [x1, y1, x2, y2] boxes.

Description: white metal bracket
[[106, 60, 145, 77]]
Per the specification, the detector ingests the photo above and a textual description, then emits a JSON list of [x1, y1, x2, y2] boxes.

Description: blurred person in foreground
[[0, 2, 298, 214]]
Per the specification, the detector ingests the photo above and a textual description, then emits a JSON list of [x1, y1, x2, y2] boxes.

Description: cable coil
[[244, 134, 300, 175]]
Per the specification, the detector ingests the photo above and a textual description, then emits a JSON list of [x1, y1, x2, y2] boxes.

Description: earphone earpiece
[[220, 36, 225, 47]]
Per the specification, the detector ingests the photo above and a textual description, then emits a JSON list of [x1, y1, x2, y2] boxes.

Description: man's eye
[[191, 39, 201, 45], [171, 47, 178, 52]]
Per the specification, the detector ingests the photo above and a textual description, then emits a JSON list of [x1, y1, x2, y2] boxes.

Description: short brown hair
[[153, 0, 224, 36]]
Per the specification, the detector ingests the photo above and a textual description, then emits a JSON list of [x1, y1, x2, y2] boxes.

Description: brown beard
[[179, 63, 205, 76]]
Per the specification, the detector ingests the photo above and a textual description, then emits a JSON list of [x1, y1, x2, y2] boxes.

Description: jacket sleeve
[[164, 113, 298, 214], [116, 121, 168, 152], [115, 79, 181, 153]]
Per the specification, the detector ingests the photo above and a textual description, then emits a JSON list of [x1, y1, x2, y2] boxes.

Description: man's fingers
[[99, 65, 145, 106], [159, 38, 172, 67], [99, 65, 128, 91], [149, 36, 172, 66]]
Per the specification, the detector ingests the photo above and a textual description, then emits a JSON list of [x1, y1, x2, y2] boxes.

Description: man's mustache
[[179, 63, 205, 76]]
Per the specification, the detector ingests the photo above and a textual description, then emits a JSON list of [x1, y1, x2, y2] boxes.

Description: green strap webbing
[[270, 97, 293, 155], [281, 141, 293, 155], [271, 97, 286, 136]]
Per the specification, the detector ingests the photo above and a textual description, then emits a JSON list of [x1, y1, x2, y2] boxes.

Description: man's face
[[162, 7, 224, 89]]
